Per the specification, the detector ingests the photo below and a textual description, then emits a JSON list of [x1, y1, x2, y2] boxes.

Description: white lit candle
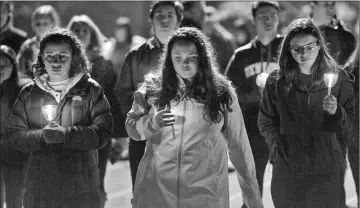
[[41, 105, 57, 122], [324, 73, 338, 95]]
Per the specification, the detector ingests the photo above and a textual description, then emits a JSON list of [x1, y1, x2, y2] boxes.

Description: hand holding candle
[[42, 121, 67, 144], [153, 107, 175, 128]]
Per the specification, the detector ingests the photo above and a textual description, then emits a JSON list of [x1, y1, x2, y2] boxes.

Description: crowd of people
[[0, 1, 358, 208]]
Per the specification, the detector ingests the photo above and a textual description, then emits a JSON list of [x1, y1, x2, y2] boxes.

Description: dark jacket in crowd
[[114, 37, 163, 116], [258, 69, 354, 174], [16, 36, 40, 79], [207, 28, 237, 74], [319, 22, 356, 66], [89, 53, 126, 138], [8, 73, 113, 203], [0, 15, 27, 53], [225, 35, 283, 154]]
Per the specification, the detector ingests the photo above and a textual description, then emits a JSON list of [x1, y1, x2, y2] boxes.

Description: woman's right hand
[[154, 110, 175, 128]]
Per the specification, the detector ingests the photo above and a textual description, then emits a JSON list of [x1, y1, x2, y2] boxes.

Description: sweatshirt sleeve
[[125, 84, 161, 141], [257, 73, 281, 159], [326, 75, 355, 134], [224, 88, 264, 208]]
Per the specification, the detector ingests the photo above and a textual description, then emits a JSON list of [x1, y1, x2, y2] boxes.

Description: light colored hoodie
[[126, 76, 263, 208]]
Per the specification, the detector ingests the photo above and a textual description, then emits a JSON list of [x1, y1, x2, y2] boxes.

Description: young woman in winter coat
[[0, 45, 31, 208], [257, 18, 355, 208], [67, 14, 122, 206], [7, 28, 113, 208], [126, 27, 263, 208], [17, 5, 60, 79]]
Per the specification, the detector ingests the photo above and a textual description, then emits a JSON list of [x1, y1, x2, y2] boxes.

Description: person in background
[[114, 1, 184, 192], [180, 1, 236, 74], [224, 2, 282, 206], [258, 18, 355, 207], [203, 5, 237, 74], [127, 26, 263, 208], [0, 1, 28, 53], [67, 14, 119, 208], [103, 16, 146, 161], [104, 16, 146, 78], [344, 42, 359, 207], [180, 1, 206, 30], [309, 2, 357, 206], [309, 1, 356, 66], [8, 28, 113, 208], [0, 45, 31, 208], [17, 5, 60, 80]]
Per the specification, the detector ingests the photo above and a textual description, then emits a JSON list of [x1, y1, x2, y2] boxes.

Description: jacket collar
[[34, 72, 85, 103], [251, 34, 282, 48], [148, 36, 163, 50]]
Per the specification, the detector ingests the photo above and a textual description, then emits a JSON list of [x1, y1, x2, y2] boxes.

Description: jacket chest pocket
[[68, 94, 91, 125]]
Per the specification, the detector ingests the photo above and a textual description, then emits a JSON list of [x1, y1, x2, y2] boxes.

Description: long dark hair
[[278, 18, 341, 85], [67, 15, 107, 56], [32, 28, 91, 78], [144, 27, 234, 124]]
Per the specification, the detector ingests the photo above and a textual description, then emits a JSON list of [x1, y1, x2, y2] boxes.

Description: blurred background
[[12, 1, 360, 47]]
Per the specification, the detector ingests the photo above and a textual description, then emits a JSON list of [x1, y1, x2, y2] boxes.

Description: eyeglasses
[[44, 54, 71, 63], [290, 42, 319, 54]]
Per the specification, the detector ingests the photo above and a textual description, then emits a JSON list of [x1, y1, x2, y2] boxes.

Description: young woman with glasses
[[257, 18, 355, 207]]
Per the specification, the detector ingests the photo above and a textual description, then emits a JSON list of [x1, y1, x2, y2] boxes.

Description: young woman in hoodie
[[126, 27, 263, 208], [7, 28, 113, 208], [257, 18, 355, 207]]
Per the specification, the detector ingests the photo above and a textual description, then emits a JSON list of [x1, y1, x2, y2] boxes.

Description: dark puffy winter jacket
[[8, 73, 113, 200]]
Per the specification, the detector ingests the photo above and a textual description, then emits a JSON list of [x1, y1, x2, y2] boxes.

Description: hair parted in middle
[[31, 5, 61, 31], [32, 28, 91, 78], [144, 27, 235, 124], [67, 14, 107, 55], [278, 18, 341, 85]]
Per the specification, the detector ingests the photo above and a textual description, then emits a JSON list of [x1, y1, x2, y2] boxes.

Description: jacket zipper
[[177, 100, 187, 208]]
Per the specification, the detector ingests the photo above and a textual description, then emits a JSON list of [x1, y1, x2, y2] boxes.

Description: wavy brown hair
[[32, 28, 91, 78], [144, 27, 234, 124]]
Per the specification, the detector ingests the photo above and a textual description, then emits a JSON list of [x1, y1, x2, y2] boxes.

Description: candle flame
[[42, 105, 57, 122]]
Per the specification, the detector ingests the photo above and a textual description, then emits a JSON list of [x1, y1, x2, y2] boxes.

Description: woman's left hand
[[323, 95, 338, 115], [42, 121, 67, 144]]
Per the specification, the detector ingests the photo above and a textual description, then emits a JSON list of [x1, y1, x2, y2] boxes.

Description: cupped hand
[[154, 110, 175, 128], [42, 121, 67, 144]]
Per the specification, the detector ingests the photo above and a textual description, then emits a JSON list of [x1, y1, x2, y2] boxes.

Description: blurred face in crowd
[[114, 26, 127, 43], [34, 15, 55, 38], [0, 55, 13, 83], [171, 40, 199, 80], [72, 23, 92, 48], [151, 5, 179, 38], [42, 43, 72, 82], [253, 5, 279, 36], [290, 34, 320, 70], [312, 1, 336, 25], [0, 4, 9, 28], [188, 1, 206, 28]]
